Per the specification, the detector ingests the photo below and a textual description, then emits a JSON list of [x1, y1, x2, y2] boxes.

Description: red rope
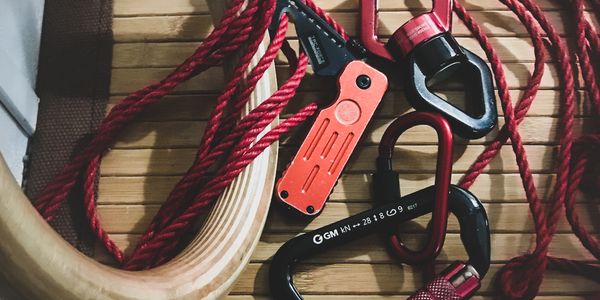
[[33, 0, 599, 297], [35, 0, 256, 217], [454, 0, 600, 298], [34, 0, 339, 270]]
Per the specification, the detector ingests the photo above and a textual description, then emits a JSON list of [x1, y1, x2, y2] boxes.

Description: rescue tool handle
[[269, 185, 491, 300], [275, 60, 388, 216]]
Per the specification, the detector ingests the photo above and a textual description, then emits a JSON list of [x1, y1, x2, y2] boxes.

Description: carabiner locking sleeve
[[359, 0, 497, 139], [269, 185, 491, 300], [374, 111, 453, 264]]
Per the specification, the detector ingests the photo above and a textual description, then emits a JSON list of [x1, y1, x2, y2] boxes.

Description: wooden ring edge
[[0, 1, 277, 298]]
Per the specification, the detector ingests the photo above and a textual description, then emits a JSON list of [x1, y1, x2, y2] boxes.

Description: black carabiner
[[269, 185, 491, 300]]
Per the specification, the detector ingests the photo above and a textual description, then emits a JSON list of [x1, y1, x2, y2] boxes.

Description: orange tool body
[[270, 0, 388, 216], [276, 61, 387, 215]]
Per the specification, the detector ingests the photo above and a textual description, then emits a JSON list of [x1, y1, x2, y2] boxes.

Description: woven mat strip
[[25, 0, 114, 255]]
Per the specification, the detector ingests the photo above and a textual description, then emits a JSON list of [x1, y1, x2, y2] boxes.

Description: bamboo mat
[[97, 0, 599, 298]]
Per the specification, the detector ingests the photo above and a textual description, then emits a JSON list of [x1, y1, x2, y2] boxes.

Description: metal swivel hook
[[359, 0, 498, 139], [360, 0, 452, 60]]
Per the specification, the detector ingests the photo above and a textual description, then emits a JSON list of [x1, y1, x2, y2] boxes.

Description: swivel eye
[[360, 0, 451, 61], [374, 111, 453, 264]]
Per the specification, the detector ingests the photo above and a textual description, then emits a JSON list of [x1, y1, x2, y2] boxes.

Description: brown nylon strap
[[25, 0, 114, 255]]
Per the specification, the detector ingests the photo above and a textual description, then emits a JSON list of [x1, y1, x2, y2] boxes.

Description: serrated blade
[[270, 0, 356, 76]]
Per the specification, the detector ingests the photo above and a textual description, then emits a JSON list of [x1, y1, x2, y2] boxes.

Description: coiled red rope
[[33, 0, 599, 297], [33, 0, 335, 269], [454, 0, 600, 298]]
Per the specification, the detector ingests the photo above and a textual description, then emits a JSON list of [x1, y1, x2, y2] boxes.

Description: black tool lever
[[270, 0, 361, 76]]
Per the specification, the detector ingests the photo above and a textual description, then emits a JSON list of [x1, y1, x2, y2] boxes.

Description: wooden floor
[[97, 0, 599, 298]]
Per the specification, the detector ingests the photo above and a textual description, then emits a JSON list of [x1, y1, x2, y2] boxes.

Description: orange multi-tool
[[270, 0, 388, 216], [272, 0, 388, 215]]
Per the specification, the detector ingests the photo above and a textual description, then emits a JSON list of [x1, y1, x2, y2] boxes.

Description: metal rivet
[[306, 206, 315, 214], [280, 190, 289, 199], [356, 75, 371, 89]]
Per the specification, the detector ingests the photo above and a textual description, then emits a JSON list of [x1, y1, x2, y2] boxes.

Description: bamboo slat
[[107, 90, 591, 121], [89, 0, 600, 298], [99, 145, 557, 175], [112, 11, 597, 42], [110, 63, 577, 95], [94, 202, 599, 234], [224, 297, 586, 300], [113, 0, 564, 16], [108, 117, 588, 149], [98, 173, 560, 204], [228, 263, 599, 295], [95, 232, 599, 264], [113, 37, 546, 67]]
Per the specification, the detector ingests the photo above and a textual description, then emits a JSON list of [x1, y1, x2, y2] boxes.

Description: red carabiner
[[360, 0, 453, 60], [376, 111, 453, 264]]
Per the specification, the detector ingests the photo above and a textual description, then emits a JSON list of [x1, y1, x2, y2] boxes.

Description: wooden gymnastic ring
[[0, 1, 277, 298]]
